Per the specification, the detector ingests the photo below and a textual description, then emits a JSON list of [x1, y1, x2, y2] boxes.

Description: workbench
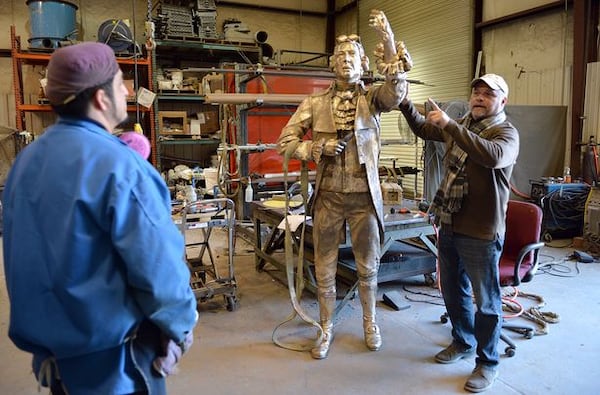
[[250, 200, 437, 313]]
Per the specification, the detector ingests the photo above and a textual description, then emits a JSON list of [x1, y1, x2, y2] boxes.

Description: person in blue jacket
[[2, 42, 198, 395]]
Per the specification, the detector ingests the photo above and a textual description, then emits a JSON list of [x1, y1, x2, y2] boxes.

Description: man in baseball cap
[[471, 73, 509, 97], [45, 41, 120, 106], [398, 70, 518, 393], [43, 41, 130, 131]]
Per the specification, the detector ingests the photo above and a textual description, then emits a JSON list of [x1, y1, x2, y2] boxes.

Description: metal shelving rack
[[151, 38, 262, 171]]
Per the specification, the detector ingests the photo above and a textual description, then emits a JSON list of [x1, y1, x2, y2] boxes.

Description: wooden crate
[[158, 111, 188, 135]]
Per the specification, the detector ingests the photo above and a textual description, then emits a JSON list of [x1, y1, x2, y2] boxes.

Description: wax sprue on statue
[[276, 9, 412, 359]]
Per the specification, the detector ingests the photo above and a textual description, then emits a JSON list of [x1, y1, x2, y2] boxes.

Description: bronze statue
[[277, 9, 411, 359]]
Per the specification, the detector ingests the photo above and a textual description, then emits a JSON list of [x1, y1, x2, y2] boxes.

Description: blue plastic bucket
[[26, 0, 78, 49]]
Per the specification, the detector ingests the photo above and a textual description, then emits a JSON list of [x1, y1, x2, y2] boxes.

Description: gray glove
[[152, 330, 194, 377]]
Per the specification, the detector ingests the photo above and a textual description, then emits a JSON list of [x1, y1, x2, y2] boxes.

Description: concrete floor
[[1, 230, 599, 395]]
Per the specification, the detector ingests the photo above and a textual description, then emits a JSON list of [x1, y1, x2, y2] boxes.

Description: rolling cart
[[177, 198, 238, 311]]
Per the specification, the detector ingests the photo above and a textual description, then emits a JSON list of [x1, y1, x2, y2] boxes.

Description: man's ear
[[92, 88, 110, 111]]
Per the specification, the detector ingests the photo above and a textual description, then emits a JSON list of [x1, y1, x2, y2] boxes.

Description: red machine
[[224, 67, 331, 177]]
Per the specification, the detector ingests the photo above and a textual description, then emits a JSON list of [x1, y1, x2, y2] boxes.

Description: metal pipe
[[185, 67, 335, 79], [262, 171, 317, 179], [183, 67, 430, 85], [218, 143, 278, 152], [205, 93, 308, 104]]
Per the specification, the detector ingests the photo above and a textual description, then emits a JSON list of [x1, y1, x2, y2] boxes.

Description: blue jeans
[[438, 227, 503, 366]]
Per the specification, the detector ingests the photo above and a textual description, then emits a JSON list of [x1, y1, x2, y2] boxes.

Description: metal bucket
[[26, 0, 78, 49]]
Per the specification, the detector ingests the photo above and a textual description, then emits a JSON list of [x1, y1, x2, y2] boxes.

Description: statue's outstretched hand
[[369, 9, 393, 41]]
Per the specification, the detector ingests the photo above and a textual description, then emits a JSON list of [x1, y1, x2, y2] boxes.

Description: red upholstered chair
[[500, 200, 544, 286], [498, 200, 545, 357]]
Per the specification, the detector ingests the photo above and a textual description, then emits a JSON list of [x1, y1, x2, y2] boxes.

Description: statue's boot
[[311, 321, 334, 359], [311, 289, 336, 359], [359, 283, 382, 351]]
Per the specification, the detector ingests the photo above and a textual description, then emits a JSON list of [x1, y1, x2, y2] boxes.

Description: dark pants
[[438, 227, 503, 366]]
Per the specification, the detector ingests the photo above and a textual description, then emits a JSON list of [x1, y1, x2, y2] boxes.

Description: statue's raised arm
[[370, 9, 412, 76]]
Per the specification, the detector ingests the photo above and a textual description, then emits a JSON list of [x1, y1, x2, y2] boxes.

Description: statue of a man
[[277, 9, 412, 359]]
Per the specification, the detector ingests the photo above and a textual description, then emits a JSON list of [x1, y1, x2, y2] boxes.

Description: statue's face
[[332, 41, 363, 83]]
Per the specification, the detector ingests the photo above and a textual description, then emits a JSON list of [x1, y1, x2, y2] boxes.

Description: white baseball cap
[[471, 73, 509, 97]]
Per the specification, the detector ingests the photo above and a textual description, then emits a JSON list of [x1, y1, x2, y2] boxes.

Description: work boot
[[363, 320, 382, 351], [464, 364, 499, 393], [435, 342, 475, 364], [311, 322, 333, 359]]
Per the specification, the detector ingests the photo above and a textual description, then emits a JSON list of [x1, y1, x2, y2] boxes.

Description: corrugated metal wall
[[480, 6, 573, 165], [355, 0, 473, 199]]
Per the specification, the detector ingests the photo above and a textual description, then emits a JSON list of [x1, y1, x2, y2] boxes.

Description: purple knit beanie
[[46, 42, 120, 105]]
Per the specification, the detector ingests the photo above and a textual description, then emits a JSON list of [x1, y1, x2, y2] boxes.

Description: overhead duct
[[223, 21, 272, 58], [253, 31, 273, 61], [254, 31, 268, 44]]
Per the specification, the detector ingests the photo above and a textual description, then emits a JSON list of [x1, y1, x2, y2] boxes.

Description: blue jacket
[[3, 117, 197, 394]]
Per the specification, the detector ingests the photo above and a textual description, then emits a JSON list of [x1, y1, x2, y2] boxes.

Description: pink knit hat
[[46, 42, 120, 105]]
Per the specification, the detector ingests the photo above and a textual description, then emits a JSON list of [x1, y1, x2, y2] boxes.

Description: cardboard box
[[158, 111, 188, 135], [197, 111, 219, 135], [124, 79, 136, 101]]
